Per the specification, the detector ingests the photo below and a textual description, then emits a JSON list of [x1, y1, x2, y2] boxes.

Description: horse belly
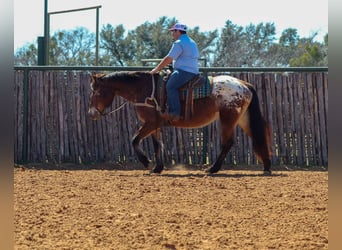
[[178, 111, 219, 128], [177, 98, 219, 128]]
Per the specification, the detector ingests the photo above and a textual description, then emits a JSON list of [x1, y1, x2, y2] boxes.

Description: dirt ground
[[14, 165, 328, 250]]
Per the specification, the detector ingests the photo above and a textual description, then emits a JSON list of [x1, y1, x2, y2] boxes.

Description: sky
[[14, 0, 328, 51]]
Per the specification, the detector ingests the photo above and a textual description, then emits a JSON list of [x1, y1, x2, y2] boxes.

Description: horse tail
[[246, 85, 272, 163]]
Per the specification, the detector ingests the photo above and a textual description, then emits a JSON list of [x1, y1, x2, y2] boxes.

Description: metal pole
[[44, 0, 48, 65], [96, 7, 99, 65], [47, 5, 101, 66], [46, 14, 50, 65]]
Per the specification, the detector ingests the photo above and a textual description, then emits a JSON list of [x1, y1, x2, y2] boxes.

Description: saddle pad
[[180, 76, 213, 100]]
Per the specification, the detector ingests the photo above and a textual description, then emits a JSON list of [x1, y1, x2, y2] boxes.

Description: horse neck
[[113, 73, 156, 103]]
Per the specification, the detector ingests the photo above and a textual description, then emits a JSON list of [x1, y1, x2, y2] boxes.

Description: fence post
[[22, 69, 29, 163]]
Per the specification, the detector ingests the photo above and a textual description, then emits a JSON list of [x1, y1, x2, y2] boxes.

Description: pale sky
[[14, 0, 328, 51]]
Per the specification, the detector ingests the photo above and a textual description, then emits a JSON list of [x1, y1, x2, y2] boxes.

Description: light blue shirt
[[167, 34, 199, 74]]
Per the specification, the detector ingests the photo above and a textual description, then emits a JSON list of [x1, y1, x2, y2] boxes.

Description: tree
[[289, 43, 324, 66], [100, 24, 135, 66], [266, 28, 300, 67], [322, 33, 328, 65], [243, 22, 277, 66], [48, 27, 96, 65], [130, 17, 177, 63], [100, 16, 218, 66], [14, 43, 38, 65], [288, 33, 328, 67], [213, 20, 246, 67], [14, 18, 328, 67], [279, 28, 300, 47], [213, 21, 276, 67]]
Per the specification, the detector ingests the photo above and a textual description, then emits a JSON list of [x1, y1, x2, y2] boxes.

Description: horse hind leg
[[253, 124, 272, 175], [206, 136, 234, 174], [206, 114, 236, 174], [238, 112, 272, 175]]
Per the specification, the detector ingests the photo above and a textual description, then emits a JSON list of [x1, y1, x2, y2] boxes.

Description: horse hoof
[[204, 167, 219, 174], [263, 170, 272, 176], [150, 166, 163, 174]]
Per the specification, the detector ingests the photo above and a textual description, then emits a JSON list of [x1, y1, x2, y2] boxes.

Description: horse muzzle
[[88, 107, 102, 120]]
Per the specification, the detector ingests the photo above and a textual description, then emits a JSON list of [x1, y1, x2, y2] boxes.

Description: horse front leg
[[132, 123, 163, 173], [132, 131, 151, 169], [151, 131, 164, 173]]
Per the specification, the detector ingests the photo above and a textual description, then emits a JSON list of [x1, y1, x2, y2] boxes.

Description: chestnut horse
[[88, 71, 272, 174]]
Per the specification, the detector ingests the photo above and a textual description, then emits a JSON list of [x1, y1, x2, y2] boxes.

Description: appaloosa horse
[[88, 71, 272, 174]]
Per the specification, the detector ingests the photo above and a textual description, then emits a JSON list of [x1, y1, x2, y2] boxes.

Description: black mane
[[103, 71, 151, 83]]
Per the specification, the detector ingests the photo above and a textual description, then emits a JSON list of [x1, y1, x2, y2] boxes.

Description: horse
[[88, 71, 272, 174]]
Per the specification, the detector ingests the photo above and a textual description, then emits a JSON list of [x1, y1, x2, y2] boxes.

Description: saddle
[[159, 70, 212, 120]]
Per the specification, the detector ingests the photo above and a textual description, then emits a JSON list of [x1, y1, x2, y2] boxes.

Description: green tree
[[266, 28, 300, 66], [48, 27, 96, 65], [99, 24, 135, 66], [243, 22, 277, 66], [100, 16, 218, 66], [213, 20, 245, 67], [213, 21, 276, 66], [14, 18, 328, 67], [289, 33, 327, 66], [289, 43, 323, 66], [14, 43, 38, 65], [322, 33, 328, 65], [131, 17, 177, 63]]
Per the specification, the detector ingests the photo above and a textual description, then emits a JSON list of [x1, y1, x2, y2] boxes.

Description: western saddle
[[159, 70, 212, 121]]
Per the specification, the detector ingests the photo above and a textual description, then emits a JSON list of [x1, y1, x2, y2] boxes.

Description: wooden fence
[[14, 68, 328, 167]]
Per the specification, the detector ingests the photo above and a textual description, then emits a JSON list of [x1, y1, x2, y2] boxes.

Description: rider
[[150, 23, 199, 121]]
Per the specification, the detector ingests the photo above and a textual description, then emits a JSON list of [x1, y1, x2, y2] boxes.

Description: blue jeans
[[166, 69, 197, 116]]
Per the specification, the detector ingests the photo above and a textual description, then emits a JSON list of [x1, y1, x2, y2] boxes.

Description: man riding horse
[[150, 23, 199, 122]]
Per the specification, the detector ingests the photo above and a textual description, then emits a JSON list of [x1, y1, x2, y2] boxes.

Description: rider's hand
[[150, 68, 159, 74]]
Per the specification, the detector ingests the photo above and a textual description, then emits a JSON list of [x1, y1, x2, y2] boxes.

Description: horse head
[[88, 72, 115, 120]]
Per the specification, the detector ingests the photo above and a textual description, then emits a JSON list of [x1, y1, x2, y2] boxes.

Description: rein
[[101, 101, 128, 116], [133, 74, 161, 111]]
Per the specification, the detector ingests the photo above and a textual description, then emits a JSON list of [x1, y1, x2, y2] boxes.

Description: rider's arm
[[150, 56, 173, 74]]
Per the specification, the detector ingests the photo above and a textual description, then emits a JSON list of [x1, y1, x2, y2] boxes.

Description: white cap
[[169, 23, 187, 32]]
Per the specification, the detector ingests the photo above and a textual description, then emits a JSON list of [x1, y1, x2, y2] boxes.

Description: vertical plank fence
[[14, 67, 328, 167]]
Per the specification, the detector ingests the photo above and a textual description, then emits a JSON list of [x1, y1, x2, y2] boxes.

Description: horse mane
[[103, 71, 151, 83]]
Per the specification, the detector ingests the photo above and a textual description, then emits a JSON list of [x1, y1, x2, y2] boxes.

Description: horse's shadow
[[142, 171, 287, 178]]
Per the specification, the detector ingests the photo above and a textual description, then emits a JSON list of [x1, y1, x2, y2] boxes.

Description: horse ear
[[90, 72, 105, 79]]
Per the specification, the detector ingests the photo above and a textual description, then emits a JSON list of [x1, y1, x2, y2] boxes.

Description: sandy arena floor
[[14, 165, 328, 249]]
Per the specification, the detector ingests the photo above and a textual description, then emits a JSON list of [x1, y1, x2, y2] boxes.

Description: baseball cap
[[169, 23, 187, 32]]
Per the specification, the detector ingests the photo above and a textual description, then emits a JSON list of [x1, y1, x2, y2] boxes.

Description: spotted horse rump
[[212, 75, 253, 115]]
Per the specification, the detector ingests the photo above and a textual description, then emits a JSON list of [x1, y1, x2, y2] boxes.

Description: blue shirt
[[167, 34, 199, 74]]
